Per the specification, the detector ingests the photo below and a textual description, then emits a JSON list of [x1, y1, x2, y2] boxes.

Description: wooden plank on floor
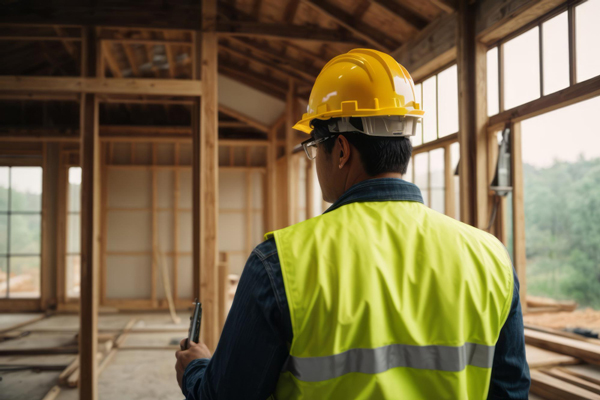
[[544, 368, 600, 394], [525, 329, 600, 365], [527, 345, 580, 369], [530, 370, 600, 400], [0, 314, 46, 334]]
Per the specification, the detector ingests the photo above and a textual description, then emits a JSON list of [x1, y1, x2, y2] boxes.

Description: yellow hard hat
[[294, 49, 425, 135]]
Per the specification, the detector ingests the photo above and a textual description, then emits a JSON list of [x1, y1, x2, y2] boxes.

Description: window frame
[[411, 63, 460, 220], [0, 162, 44, 302]]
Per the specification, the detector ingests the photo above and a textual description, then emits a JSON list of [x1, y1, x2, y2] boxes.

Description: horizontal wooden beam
[[489, 74, 600, 128], [412, 133, 458, 155], [0, 77, 202, 96], [100, 38, 192, 46], [218, 104, 270, 133], [372, 0, 429, 30], [429, 0, 457, 14], [0, 36, 81, 41], [0, 92, 80, 101], [216, 21, 363, 45]]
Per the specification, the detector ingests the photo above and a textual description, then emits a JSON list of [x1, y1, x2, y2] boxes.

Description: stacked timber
[[526, 325, 600, 399], [527, 296, 578, 314]]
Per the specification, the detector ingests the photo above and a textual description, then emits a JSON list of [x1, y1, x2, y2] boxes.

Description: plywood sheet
[[107, 169, 151, 208], [0, 332, 75, 350], [155, 255, 173, 301], [177, 211, 192, 253], [156, 210, 174, 253], [252, 212, 264, 247], [121, 332, 184, 348], [0, 313, 44, 332], [1, 370, 61, 400], [251, 171, 263, 206], [107, 210, 152, 252], [228, 253, 248, 276], [106, 255, 152, 299]]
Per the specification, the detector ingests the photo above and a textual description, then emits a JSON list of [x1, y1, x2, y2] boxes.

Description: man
[[175, 49, 530, 399]]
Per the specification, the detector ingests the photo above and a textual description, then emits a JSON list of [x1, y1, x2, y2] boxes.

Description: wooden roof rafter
[[371, 0, 430, 30], [301, 0, 400, 52]]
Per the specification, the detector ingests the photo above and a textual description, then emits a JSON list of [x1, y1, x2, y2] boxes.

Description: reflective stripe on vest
[[283, 342, 495, 382]]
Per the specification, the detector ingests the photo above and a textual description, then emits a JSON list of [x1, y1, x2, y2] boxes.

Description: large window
[[519, 96, 600, 308], [66, 167, 81, 298], [0, 167, 43, 298], [488, 1, 600, 115], [410, 65, 460, 220]]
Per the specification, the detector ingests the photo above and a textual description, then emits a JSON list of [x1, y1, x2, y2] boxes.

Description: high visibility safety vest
[[267, 200, 514, 400]]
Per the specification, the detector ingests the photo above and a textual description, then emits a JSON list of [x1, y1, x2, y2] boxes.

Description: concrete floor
[[0, 312, 188, 400]]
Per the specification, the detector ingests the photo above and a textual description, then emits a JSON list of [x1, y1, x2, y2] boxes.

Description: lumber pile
[[526, 324, 600, 399], [527, 296, 578, 313]]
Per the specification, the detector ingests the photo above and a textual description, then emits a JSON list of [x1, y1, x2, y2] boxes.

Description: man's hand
[[175, 339, 212, 389]]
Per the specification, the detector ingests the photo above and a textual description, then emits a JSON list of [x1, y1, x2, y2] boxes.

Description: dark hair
[[310, 117, 413, 176]]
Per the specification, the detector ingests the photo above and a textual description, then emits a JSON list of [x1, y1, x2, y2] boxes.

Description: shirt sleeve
[[487, 269, 531, 399], [181, 240, 290, 400]]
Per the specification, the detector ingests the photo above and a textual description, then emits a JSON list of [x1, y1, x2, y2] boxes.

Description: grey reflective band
[[283, 342, 495, 382]]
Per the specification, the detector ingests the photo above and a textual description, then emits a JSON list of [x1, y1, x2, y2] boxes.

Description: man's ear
[[337, 135, 351, 169]]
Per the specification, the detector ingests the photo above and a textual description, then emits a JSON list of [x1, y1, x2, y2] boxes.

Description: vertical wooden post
[[511, 122, 527, 313], [192, 0, 219, 351], [79, 25, 100, 400], [266, 122, 279, 231], [286, 78, 296, 227], [457, 0, 489, 229]]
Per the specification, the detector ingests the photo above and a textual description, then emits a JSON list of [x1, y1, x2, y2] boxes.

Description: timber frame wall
[[1, 0, 600, 398]]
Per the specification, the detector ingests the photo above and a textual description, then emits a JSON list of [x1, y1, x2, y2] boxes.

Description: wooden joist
[[218, 105, 270, 133], [372, 0, 429, 30], [544, 368, 600, 395], [530, 370, 600, 400], [0, 76, 203, 96], [525, 329, 600, 365]]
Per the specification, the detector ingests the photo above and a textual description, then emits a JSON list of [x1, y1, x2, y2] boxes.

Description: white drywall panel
[[156, 170, 174, 209], [107, 210, 152, 252], [107, 169, 151, 208], [219, 170, 246, 209], [228, 253, 247, 276], [177, 255, 193, 299], [177, 211, 192, 253], [218, 213, 244, 252], [156, 210, 174, 253], [106, 255, 152, 299], [218, 74, 285, 126]]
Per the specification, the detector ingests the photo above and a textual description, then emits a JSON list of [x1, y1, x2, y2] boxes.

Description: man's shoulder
[[252, 237, 279, 263]]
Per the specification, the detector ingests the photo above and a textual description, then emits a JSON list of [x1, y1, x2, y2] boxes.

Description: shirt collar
[[324, 178, 424, 214]]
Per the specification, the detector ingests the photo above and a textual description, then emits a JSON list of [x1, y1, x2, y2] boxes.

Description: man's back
[[180, 179, 530, 400], [271, 199, 514, 399]]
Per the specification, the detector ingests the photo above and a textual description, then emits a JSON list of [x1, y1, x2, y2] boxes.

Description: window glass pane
[[0, 257, 6, 298], [404, 159, 413, 183], [8, 256, 40, 298], [67, 214, 80, 254], [487, 47, 500, 116], [438, 65, 459, 137], [413, 83, 423, 146], [430, 148, 445, 189], [414, 153, 429, 189], [0, 167, 8, 211], [431, 189, 445, 214], [421, 189, 429, 208], [68, 167, 82, 212], [450, 143, 460, 220], [503, 27, 540, 109], [521, 95, 600, 308], [10, 167, 42, 212], [542, 12, 569, 95], [422, 76, 437, 143], [10, 214, 41, 254], [0, 215, 6, 254], [576, 0, 600, 82], [66, 255, 80, 298]]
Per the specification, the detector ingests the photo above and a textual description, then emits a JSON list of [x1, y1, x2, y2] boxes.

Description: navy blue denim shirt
[[182, 178, 530, 399]]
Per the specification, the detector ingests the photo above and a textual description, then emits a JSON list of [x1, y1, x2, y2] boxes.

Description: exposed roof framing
[[283, 0, 302, 23], [372, 0, 430, 30], [216, 20, 365, 45], [302, 0, 400, 52], [219, 62, 287, 100], [429, 0, 457, 14]]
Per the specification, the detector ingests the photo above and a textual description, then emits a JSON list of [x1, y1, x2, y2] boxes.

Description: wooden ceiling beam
[[301, 0, 400, 51], [429, 0, 457, 14], [219, 41, 314, 83], [102, 42, 123, 78], [218, 105, 270, 133], [0, 76, 203, 96], [283, 0, 302, 23], [216, 21, 364, 45], [372, 0, 430, 30], [53, 26, 77, 59], [163, 31, 177, 79], [252, 0, 263, 19]]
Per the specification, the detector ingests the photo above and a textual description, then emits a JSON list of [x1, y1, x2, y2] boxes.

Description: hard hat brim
[[293, 108, 425, 134]]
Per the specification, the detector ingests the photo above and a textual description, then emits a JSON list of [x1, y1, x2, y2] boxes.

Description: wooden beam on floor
[[302, 0, 399, 51], [0, 76, 203, 96]]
